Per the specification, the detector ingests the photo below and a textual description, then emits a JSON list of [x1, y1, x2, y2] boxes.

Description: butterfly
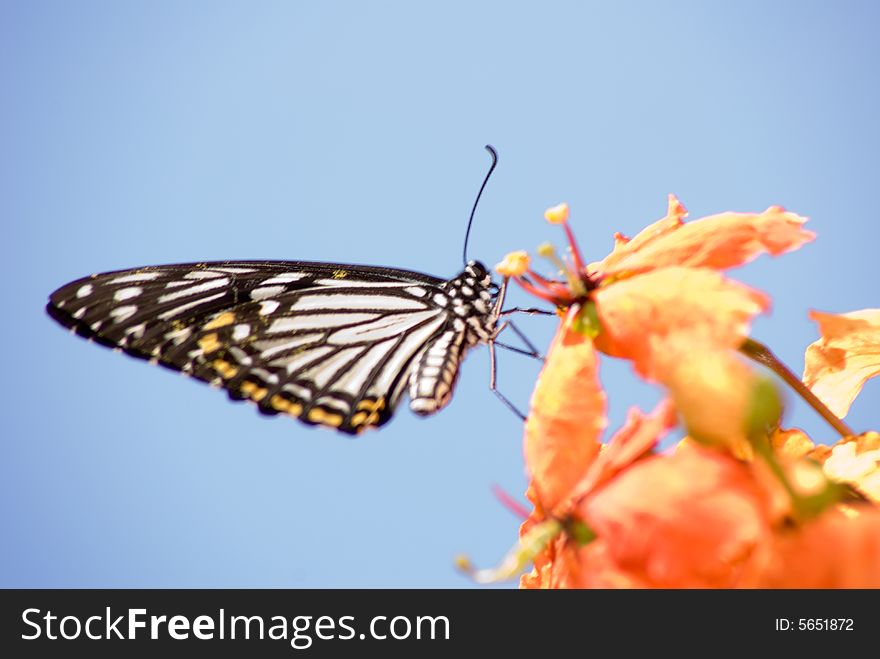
[[47, 259, 503, 434], [45, 147, 533, 435]]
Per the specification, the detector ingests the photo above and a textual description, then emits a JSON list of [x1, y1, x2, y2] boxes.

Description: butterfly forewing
[[48, 260, 497, 434]]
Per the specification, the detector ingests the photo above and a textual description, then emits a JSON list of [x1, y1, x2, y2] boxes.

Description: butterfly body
[[47, 259, 500, 434]]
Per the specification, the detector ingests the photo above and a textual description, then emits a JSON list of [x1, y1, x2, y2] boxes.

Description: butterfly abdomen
[[408, 330, 467, 415], [407, 261, 499, 416]]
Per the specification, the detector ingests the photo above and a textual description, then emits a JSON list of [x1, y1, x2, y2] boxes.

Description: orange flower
[[822, 433, 880, 503], [518, 309, 679, 587], [498, 196, 809, 382], [747, 507, 880, 588], [469, 196, 880, 589], [774, 430, 880, 504], [514, 306, 876, 588], [593, 197, 814, 276], [803, 309, 880, 418], [519, 400, 681, 589], [524, 307, 606, 512], [578, 442, 781, 588], [593, 268, 769, 381], [770, 427, 817, 460]]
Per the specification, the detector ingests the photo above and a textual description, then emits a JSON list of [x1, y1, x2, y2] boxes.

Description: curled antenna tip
[[462, 145, 500, 265]]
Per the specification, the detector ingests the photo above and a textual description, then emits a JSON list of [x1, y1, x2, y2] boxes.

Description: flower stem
[[740, 337, 854, 438]]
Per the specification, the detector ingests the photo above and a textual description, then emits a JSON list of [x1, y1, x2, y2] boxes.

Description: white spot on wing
[[125, 322, 146, 339], [313, 396, 351, 414], [262, 273, 307, 285], [248, 367, 279, 384], [110, 305, 137, 322], [158, 278, 228, 303], [290, 293, 426, 312], [267, 313, 378, 334], [329, 310, 440, 344], [250, 285, 286, 300], [300, 347, 364, 388], [370, 315, 446, 396], [283, 382, 312, 400], [184, 270, 224, 279], [312, 279, 415, 288], [108, 272, 160, 284], [255, 334, 321, 359], [164, 326, 192, 345], [228, 346, 252, 366], [232, 324, 251, 341], [259, 300, 280, 315], [114, 286, 142, 301], [331, 338, 398, 395], [271, 345, 334, 374], [76, 284, 93, 298], [157, 292, 225, 320]]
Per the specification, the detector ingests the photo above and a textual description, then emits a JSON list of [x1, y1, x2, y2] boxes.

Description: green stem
[[740, 337, 854, 438]]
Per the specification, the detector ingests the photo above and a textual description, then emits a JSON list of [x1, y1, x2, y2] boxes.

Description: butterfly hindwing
[[48, 261, 472, 434]]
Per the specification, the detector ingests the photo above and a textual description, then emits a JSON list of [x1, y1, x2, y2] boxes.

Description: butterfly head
[[463, 260, 493, 289]]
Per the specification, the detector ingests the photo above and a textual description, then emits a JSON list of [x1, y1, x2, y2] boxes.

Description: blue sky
[[3, 1, 879, 587]]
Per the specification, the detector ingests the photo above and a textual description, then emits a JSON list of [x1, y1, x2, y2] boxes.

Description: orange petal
[[597, 205, 814, 277], [562, 398, 678, 513], [593, 267, 770, 381], [580, 444, 774, 588], [770, 428, 816, 460], [591, 194, 688, 273], [524, 308, 607, 511], [751, 507, 880, 588], [821, 432, 880, 503], [521, 536, 651, 589], [663, 349, 781, 454], [803, 309, 880, 418]]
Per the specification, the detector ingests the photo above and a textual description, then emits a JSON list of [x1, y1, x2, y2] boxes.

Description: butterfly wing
[[47, 261, 455, 434]]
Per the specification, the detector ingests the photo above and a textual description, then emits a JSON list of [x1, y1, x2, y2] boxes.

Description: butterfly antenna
[[462, 144, 498, 266]]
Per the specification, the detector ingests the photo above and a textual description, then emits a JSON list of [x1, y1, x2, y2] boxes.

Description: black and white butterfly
[[46, 147, 539, 434], [47, 259, 508, 434]]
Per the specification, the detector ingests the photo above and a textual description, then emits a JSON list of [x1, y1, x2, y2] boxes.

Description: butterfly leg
[[499, 307, 555, 316], [492, 319, 544, 362], [488, 336, 528, 421], [503, 320, 544, 360], [493, 341, 539, 358]]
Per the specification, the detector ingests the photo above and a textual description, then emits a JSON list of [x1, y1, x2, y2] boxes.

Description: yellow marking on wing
[[350, 411, 380, 428], [204, 311, 235, 330], [307, 407, 344, 427], [331, 269, 348, 279], [212, 359, 238, 379], [198, 333, 221, 354], [240, 381, 267, 402], [269, 395, 303, 417], [356, 397, 386, 412]]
